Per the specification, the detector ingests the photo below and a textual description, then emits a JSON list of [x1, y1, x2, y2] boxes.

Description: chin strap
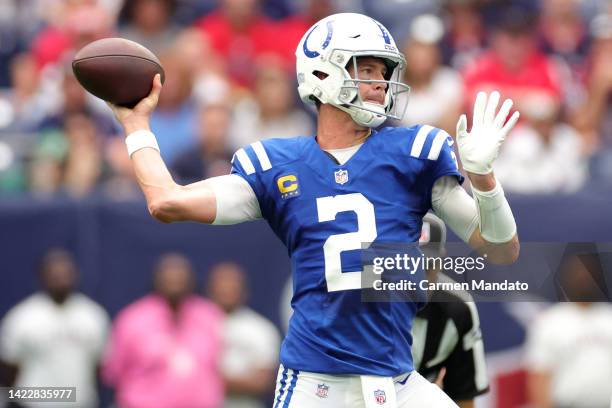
[[335, 103, 386, 128]]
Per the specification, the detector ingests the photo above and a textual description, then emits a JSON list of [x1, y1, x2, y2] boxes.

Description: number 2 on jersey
[[316, 193, 377, 292]]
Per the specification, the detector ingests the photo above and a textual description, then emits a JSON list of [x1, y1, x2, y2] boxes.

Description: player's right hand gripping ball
[[456, 91, 520, 175]]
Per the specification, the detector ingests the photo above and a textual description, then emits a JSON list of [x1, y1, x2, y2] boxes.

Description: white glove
[[456, 91, 520, 175]]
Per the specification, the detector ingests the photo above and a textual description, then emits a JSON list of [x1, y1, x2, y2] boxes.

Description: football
[[72, 38, 165, 108]]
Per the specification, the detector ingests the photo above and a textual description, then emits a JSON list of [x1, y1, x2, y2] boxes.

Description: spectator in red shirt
[[31, 4, 114, 70], [463, 8, 563, 118], [194, 0, 282, 88]]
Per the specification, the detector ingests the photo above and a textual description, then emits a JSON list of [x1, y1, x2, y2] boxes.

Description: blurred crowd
[[0, 0, 611, 197], [0, 249, 281, 408]]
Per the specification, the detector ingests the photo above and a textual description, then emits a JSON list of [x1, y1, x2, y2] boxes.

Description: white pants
[[273, 365, 458, 408]]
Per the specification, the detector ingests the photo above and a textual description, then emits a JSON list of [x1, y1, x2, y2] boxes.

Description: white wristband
[[125, 130, 160, 157], [472, 180, 517, 243]]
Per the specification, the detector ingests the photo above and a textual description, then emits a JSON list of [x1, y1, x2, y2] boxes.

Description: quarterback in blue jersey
[[108, 12, 519, 408]]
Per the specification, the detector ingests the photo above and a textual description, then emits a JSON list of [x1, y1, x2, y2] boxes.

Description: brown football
[[72, 38, 165, 108]]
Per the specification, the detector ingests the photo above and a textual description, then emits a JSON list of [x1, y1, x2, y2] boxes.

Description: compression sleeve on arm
[[470, 180, 517, 243], [203, 174, 262, 225], [432, 176, 479, 243], [432, 176, 517, 244]]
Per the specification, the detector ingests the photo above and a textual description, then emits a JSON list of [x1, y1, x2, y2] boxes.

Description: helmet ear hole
[[313, 70, 329, 80]]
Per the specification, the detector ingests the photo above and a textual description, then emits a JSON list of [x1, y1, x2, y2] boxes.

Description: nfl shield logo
[[334, 169, 349, 185], [316, 383, 329, 398], [374, 389, 386, 405]]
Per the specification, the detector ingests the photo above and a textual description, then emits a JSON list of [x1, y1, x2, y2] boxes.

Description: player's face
[[347, 57, 388, 106]]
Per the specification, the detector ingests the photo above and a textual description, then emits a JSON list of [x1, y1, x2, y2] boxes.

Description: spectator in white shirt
[[0, 248, 110, 408], [206, 262, 281, 408], [526, 249, 612, 408]]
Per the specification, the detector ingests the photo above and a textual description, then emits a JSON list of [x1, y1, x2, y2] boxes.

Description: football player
[[108, 13, 519, 408]]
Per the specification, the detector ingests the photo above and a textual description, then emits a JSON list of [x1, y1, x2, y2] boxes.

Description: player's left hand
[[456, 91, 520, 175]]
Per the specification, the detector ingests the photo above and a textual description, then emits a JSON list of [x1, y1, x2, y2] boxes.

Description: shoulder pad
[[232, 137, 307, 175]]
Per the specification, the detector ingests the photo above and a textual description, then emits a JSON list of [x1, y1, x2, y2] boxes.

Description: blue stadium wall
[[1, 191, 611, 350]]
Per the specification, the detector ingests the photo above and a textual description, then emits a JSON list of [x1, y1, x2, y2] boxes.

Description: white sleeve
[[251, 319, 281, 368], [431, 176, 479, 243], [88, 302, 111, 360], [203, 174, 262, 225], [0, 309, 23, 364], [525, 315, 558, 371]]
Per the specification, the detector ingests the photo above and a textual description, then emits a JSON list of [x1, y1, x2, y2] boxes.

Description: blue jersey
[[231, 125, 463, 376]]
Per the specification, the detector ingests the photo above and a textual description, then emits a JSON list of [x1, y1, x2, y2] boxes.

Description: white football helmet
[[295, 13, 410, 128]]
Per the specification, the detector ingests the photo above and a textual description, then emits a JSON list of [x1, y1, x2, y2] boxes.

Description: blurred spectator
[[0, 248, 110, 407], [172, 28, 230, 106], [206, 262, 280, 408], [0, 0, 48, 53], [119, 0, 180, 54], [30, 113, 106, 197], [31, 3, 114, 71], [399, 14, 463, 134], [102, 253, 224, 408], [194, 0, 284, 88], [37, 67, 118, 140], [539, 0, 590, 113], [150, 50, 199, 163], [171, 103, 233, 184], [60, 114, 105, 196], [526, 249, 612, 408], [229, 56, 314, 149], [463, 8, 563, 116], [27, 129, 66, 195], [0, 53, 53, 194], [539, 0, 589, 70], [494, 93, 588, 194], [571, 13, 612, 151], [0, 53, 54, 135], [441, 0, 486, 70]]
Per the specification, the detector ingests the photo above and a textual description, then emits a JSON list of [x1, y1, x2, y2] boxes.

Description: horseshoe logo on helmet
[[303, 20, 334, 59]]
